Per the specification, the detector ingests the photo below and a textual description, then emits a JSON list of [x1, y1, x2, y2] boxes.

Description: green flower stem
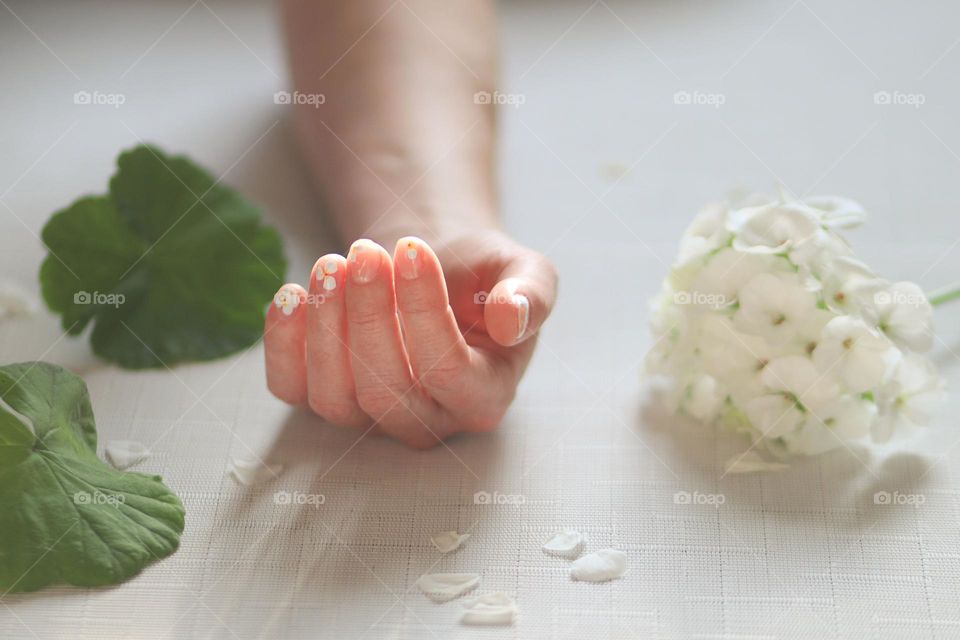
[[928, 283, 960, 307]]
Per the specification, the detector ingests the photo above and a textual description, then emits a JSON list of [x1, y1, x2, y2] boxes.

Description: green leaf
[[0, 362, 185, 593], [40, 144, 287, 368]]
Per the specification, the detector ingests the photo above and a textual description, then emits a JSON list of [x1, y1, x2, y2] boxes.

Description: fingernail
[[316, 256, 341, 293], [396, 238, 421, 280], [274, 285, 302, 317], [349, 240, 382, 284], [513, 294, 529, 342]]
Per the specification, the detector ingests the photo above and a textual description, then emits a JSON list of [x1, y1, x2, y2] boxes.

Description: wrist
[[361, 205, 501, 249]]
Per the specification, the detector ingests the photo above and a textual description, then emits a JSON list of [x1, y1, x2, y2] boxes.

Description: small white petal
[[803, 195, 867, 229], [735, 273, 818, 346], [0, 281, 40, 320], [430, 531, 470, 553], [745, 394, 804, 438], [812, 316, 898, 394], [416, 573, 480, 602], [873, 282, 933, 352], [460, 592, 517, 626], [570, 549, 627, 582], [542, 530, 583, 558], [228, 457, 283, 486], [105, 440, 151, 470], [730, 202, 820, 253]]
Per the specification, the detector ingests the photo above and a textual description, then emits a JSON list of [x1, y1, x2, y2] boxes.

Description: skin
[[266, 0, 558, 448]]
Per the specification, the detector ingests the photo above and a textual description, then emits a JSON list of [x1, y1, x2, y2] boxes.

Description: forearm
[[279, 0, 500, 247]]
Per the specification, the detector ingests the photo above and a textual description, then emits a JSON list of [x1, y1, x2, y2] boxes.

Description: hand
[[264, 229, 558, 448]]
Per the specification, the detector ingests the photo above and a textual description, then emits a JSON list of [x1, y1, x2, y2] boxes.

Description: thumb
[[484, 252, 558, 347]]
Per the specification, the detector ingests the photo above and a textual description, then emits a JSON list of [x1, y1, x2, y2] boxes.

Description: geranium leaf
[[40, 144, 286, 368], [0, 362, 185, 593]]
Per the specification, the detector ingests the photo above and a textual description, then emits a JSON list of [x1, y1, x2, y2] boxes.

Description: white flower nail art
[[317, 259, 339, 292], [274, 287, 300, 316]]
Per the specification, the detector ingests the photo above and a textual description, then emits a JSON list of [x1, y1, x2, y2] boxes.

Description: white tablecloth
[[2, 1, 960, 638]]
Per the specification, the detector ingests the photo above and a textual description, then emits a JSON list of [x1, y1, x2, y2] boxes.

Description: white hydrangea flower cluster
[[647, 193, 945, 458]]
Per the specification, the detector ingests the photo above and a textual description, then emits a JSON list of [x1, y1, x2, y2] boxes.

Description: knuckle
[[356, 386, 403, 417], [418, 355, 471, 395]]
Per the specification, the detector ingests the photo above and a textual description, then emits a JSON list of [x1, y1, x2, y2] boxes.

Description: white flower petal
[[735, 273, 818, 345], [730, 202, 820, 253], [228, 457, 283, 486], [873, 282, 933, 352], [812, 316, 898, 394], [542, 530, 583, 558], [803, 195, 867, 228], [570, 550, 627, 582], [0, 281, 40, 320], [416, 573, 480, 602], [430, 531, 470, 553], [745, 394, 804, 438], [874, 354, 945, 440], [460, 592, 518, 626], [104, 440, 151, 470]]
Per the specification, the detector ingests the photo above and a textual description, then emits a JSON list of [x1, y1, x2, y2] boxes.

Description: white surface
[[3, 0, 960, 638]]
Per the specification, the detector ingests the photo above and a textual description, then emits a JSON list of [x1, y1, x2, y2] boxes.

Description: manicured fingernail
[[513, 294, 529, 342], [348, 240, 382, 284], [274, 285, 302, 316], [396, 237, 421, 280], [316, 256, 341, 293]]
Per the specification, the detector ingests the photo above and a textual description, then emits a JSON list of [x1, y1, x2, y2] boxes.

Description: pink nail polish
[[397, 239, 420, 280], [349, 241, 381, 284]]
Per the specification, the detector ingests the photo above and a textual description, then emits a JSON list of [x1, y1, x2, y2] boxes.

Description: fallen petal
[[460, 592, 518, 626], [105, 440, 151, 470], [542, 530, 583, 558], [416, 573, 480, 602], [229, 456, 283, 486], [570, 550, 627, 582], [430, 531, 470, 553]]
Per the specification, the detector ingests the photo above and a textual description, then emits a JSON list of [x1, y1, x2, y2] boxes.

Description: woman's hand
[[264, 230, 557, 448]]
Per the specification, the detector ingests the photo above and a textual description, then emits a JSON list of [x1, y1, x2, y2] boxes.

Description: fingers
[[392, 237, 476, 402], [344, 239, 443, 444], [265, 284, 308, 405], [484, 252, 558, 347], [305, 255, 369, 428]]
